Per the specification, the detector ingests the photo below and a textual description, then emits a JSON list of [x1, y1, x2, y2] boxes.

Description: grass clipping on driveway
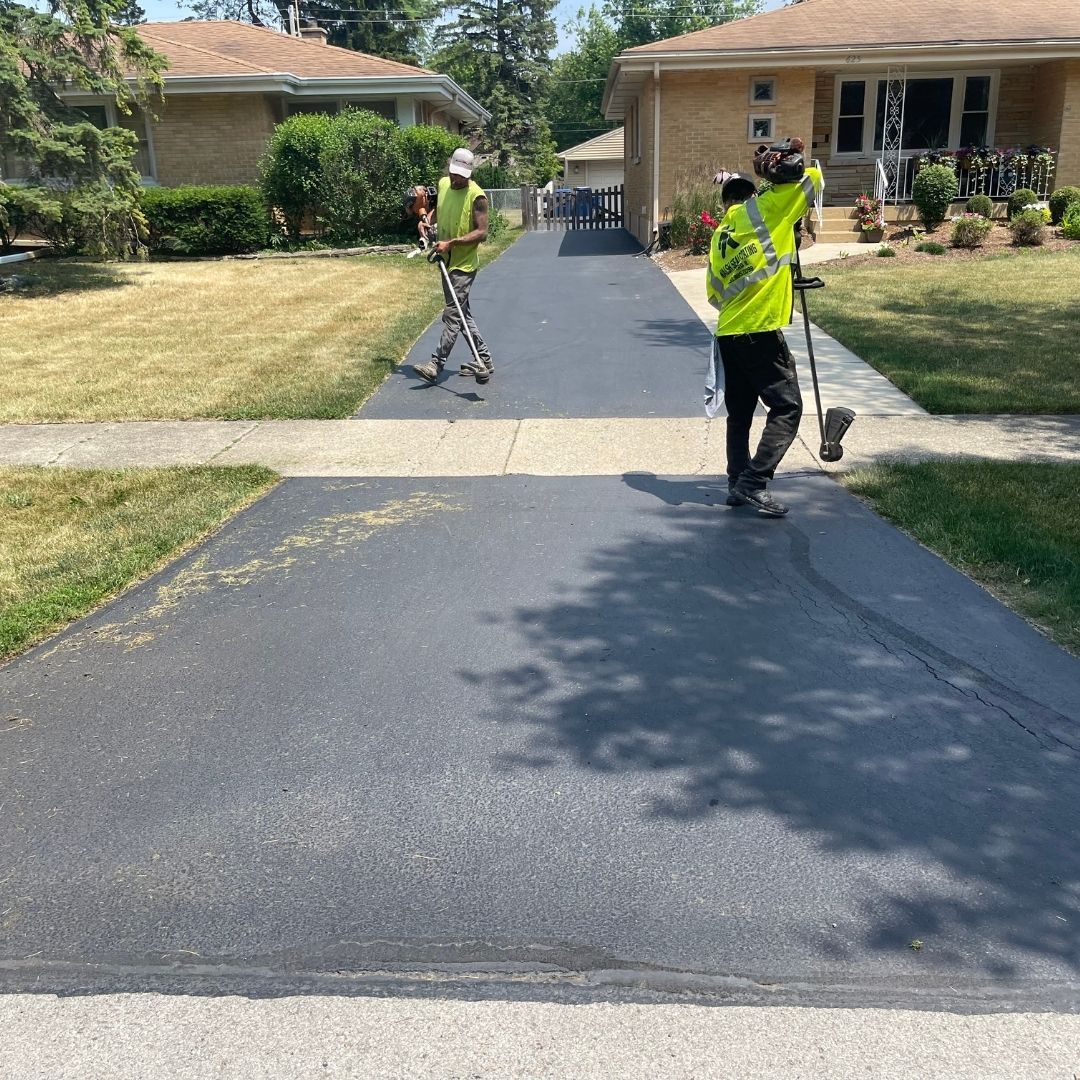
[[812, 247, 1080, 414], [0, 465, 275, 660], [844, 461, 1080, 654], [0, 231, 519, 423]]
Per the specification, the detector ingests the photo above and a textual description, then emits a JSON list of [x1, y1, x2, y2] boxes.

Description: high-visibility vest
[[706, 167, 823, 336], [437, 176, 486, 273]]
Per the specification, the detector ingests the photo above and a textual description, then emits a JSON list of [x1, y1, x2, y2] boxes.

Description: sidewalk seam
[[207, 421, 261, 463], [501, 420, 522, 475], [47, 424, 112, 467]]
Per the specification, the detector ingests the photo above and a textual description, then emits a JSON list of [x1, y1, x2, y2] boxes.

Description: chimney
[[298, 20, 328, 45]]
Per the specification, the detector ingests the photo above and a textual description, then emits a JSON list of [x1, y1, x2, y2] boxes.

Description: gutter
[[651, 62, 660, 243], [113, 72, 491, 123]]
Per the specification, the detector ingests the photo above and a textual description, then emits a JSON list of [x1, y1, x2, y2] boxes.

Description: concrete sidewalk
[[3, 414, 1080, 475], [3, 994, 1079, 1080]]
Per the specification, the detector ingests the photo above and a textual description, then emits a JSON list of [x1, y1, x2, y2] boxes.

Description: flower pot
[[861, 228, 884, 243]]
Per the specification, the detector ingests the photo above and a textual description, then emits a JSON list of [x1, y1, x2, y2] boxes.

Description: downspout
[[651, 61, 661, 240]]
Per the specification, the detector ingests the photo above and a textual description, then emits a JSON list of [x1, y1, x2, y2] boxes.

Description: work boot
[[414, 356, 444, 384], [730, 485, 788, 517]]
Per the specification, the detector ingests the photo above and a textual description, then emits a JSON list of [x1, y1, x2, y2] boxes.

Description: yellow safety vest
[[437, 176, 486, 273], [706, 167, 823, 336]]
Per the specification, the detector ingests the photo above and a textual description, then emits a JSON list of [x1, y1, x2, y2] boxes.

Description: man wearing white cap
[[413, 147, 496, 385]]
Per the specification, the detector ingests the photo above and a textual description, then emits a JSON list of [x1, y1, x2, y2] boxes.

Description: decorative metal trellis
[[881, 65, 908, 203]]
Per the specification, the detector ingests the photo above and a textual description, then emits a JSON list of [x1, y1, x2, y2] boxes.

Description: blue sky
[[139, 0, 787, 54]]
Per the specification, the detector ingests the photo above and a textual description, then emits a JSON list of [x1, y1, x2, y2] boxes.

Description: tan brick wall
[[656, 68, 816, 218], [149, 94, 281, 187], [1032, 59, 1080, 187], [812, 70, 835, 158], [995, 66, 1036, 146]]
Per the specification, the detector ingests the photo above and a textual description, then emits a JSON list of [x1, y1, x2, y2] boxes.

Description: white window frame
[[748, 114, 775, 143], [67, 96, 157, 184], [829, 70, 1000, 162], [749, 76, 776, 106]]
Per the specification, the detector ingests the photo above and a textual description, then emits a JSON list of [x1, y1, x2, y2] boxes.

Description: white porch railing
[[885, 151, 1056, 203]]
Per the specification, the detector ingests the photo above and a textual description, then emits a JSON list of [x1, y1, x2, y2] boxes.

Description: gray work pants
[[436, 269, 491, 364]]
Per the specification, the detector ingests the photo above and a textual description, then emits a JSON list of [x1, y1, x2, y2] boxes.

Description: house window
[[960, 75, 991, 147], [832, 72, 998, 157], [748, 114, 774, 142], [750, 77, 776, 105], [874, 77, 953, 151], [836, 80, 865, 154]]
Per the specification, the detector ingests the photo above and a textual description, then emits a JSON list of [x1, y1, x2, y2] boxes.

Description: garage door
[[587, 163, 624, 188]]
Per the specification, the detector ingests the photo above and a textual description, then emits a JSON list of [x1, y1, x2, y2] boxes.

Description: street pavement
[[2, 230, 1079, 1073]]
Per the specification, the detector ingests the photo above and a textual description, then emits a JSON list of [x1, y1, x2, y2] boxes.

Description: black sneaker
[[726, 480, 741, 507], [414, 357, 444, 384], [731, 485, 788, 516]]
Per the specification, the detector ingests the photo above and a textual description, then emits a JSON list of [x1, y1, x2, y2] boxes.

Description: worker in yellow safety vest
[[705, 139, 823, 517], [414, 147, 496, 385]]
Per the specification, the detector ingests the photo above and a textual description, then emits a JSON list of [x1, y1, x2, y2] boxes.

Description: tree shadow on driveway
[[459, 477, 1080, 982]]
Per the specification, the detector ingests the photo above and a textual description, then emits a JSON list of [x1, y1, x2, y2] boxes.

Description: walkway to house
[[2, 231, 1079, 1021]]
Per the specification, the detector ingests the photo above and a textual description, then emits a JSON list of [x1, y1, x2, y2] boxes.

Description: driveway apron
[[2, 231, 1079, 1008]]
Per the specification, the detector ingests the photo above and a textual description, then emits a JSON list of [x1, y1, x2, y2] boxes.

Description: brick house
[[602, 0, 1080, 245], [1, 20, 488, 188]]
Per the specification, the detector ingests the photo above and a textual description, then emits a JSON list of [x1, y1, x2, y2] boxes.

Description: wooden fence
[[520, 185, 624, 231]]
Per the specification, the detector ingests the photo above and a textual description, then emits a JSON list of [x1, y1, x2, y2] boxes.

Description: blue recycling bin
[[574, 186, 594, 221]]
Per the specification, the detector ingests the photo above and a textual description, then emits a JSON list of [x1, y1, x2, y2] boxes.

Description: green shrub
[[1048, 185, 1080, 225], [486, 207, 509, 238], [912, 164, 958, 228], [965, 194, 994, 218], [1008, 208, 1046, 246], [1061, 203, 1080, 241], [318, 109, 410, 246], [669, 184, 725, 249], [950, 213, 994, 249], [1007, 187, 1039, 219], [141, 185, 268, 256], [0, 184, 62, 254], [915, 240, 947, 255], [36, 184, 146, 259], [260, 112, 335, 241], [876, 244, 897, 257], [398, 125, 466, 187]]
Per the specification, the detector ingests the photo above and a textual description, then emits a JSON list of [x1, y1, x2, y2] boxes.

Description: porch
[[812, 61, 1074, 207]]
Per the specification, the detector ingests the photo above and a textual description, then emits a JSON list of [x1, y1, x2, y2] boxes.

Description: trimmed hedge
[[912, 164, 958, 229], [142, 185, 268, 255], [1049, 185, 1080, 225], [1007, 187, 1039, 220]]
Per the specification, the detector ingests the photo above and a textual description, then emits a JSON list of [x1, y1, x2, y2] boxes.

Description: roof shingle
[[625, 0, 1080, 55], [138, 20, 432, 79]]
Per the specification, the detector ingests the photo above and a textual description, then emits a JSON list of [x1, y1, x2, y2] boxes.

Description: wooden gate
[[520, 184, 624, 231]]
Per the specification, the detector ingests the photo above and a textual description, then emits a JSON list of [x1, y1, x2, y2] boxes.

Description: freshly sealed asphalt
[[358, 231, 713, 420], [2, 231, 1079, 1010]]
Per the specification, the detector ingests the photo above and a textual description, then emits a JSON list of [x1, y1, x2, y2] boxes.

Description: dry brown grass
[[0, 231, 519, 422]]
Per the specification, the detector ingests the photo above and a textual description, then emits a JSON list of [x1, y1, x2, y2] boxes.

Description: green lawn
[[0, 466, 276, 659], [0, 229, 520, 423], [812, 247, 1080, 414], [843, 461, 1080, 653]]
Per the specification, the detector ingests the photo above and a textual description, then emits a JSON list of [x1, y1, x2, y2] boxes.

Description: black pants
[[717, 330, 803, 491]]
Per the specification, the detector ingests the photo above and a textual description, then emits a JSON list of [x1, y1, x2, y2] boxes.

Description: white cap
[[448, 147, 474, 178]]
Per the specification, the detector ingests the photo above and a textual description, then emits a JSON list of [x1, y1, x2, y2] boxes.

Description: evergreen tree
[[608, 0, 762, 51], [0, 0, 163, 181], [112, 0, 146, 24], [432, 0, 559, 182]]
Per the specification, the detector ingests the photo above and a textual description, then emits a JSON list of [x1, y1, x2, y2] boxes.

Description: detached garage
[[559, 128, 625, 188]]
